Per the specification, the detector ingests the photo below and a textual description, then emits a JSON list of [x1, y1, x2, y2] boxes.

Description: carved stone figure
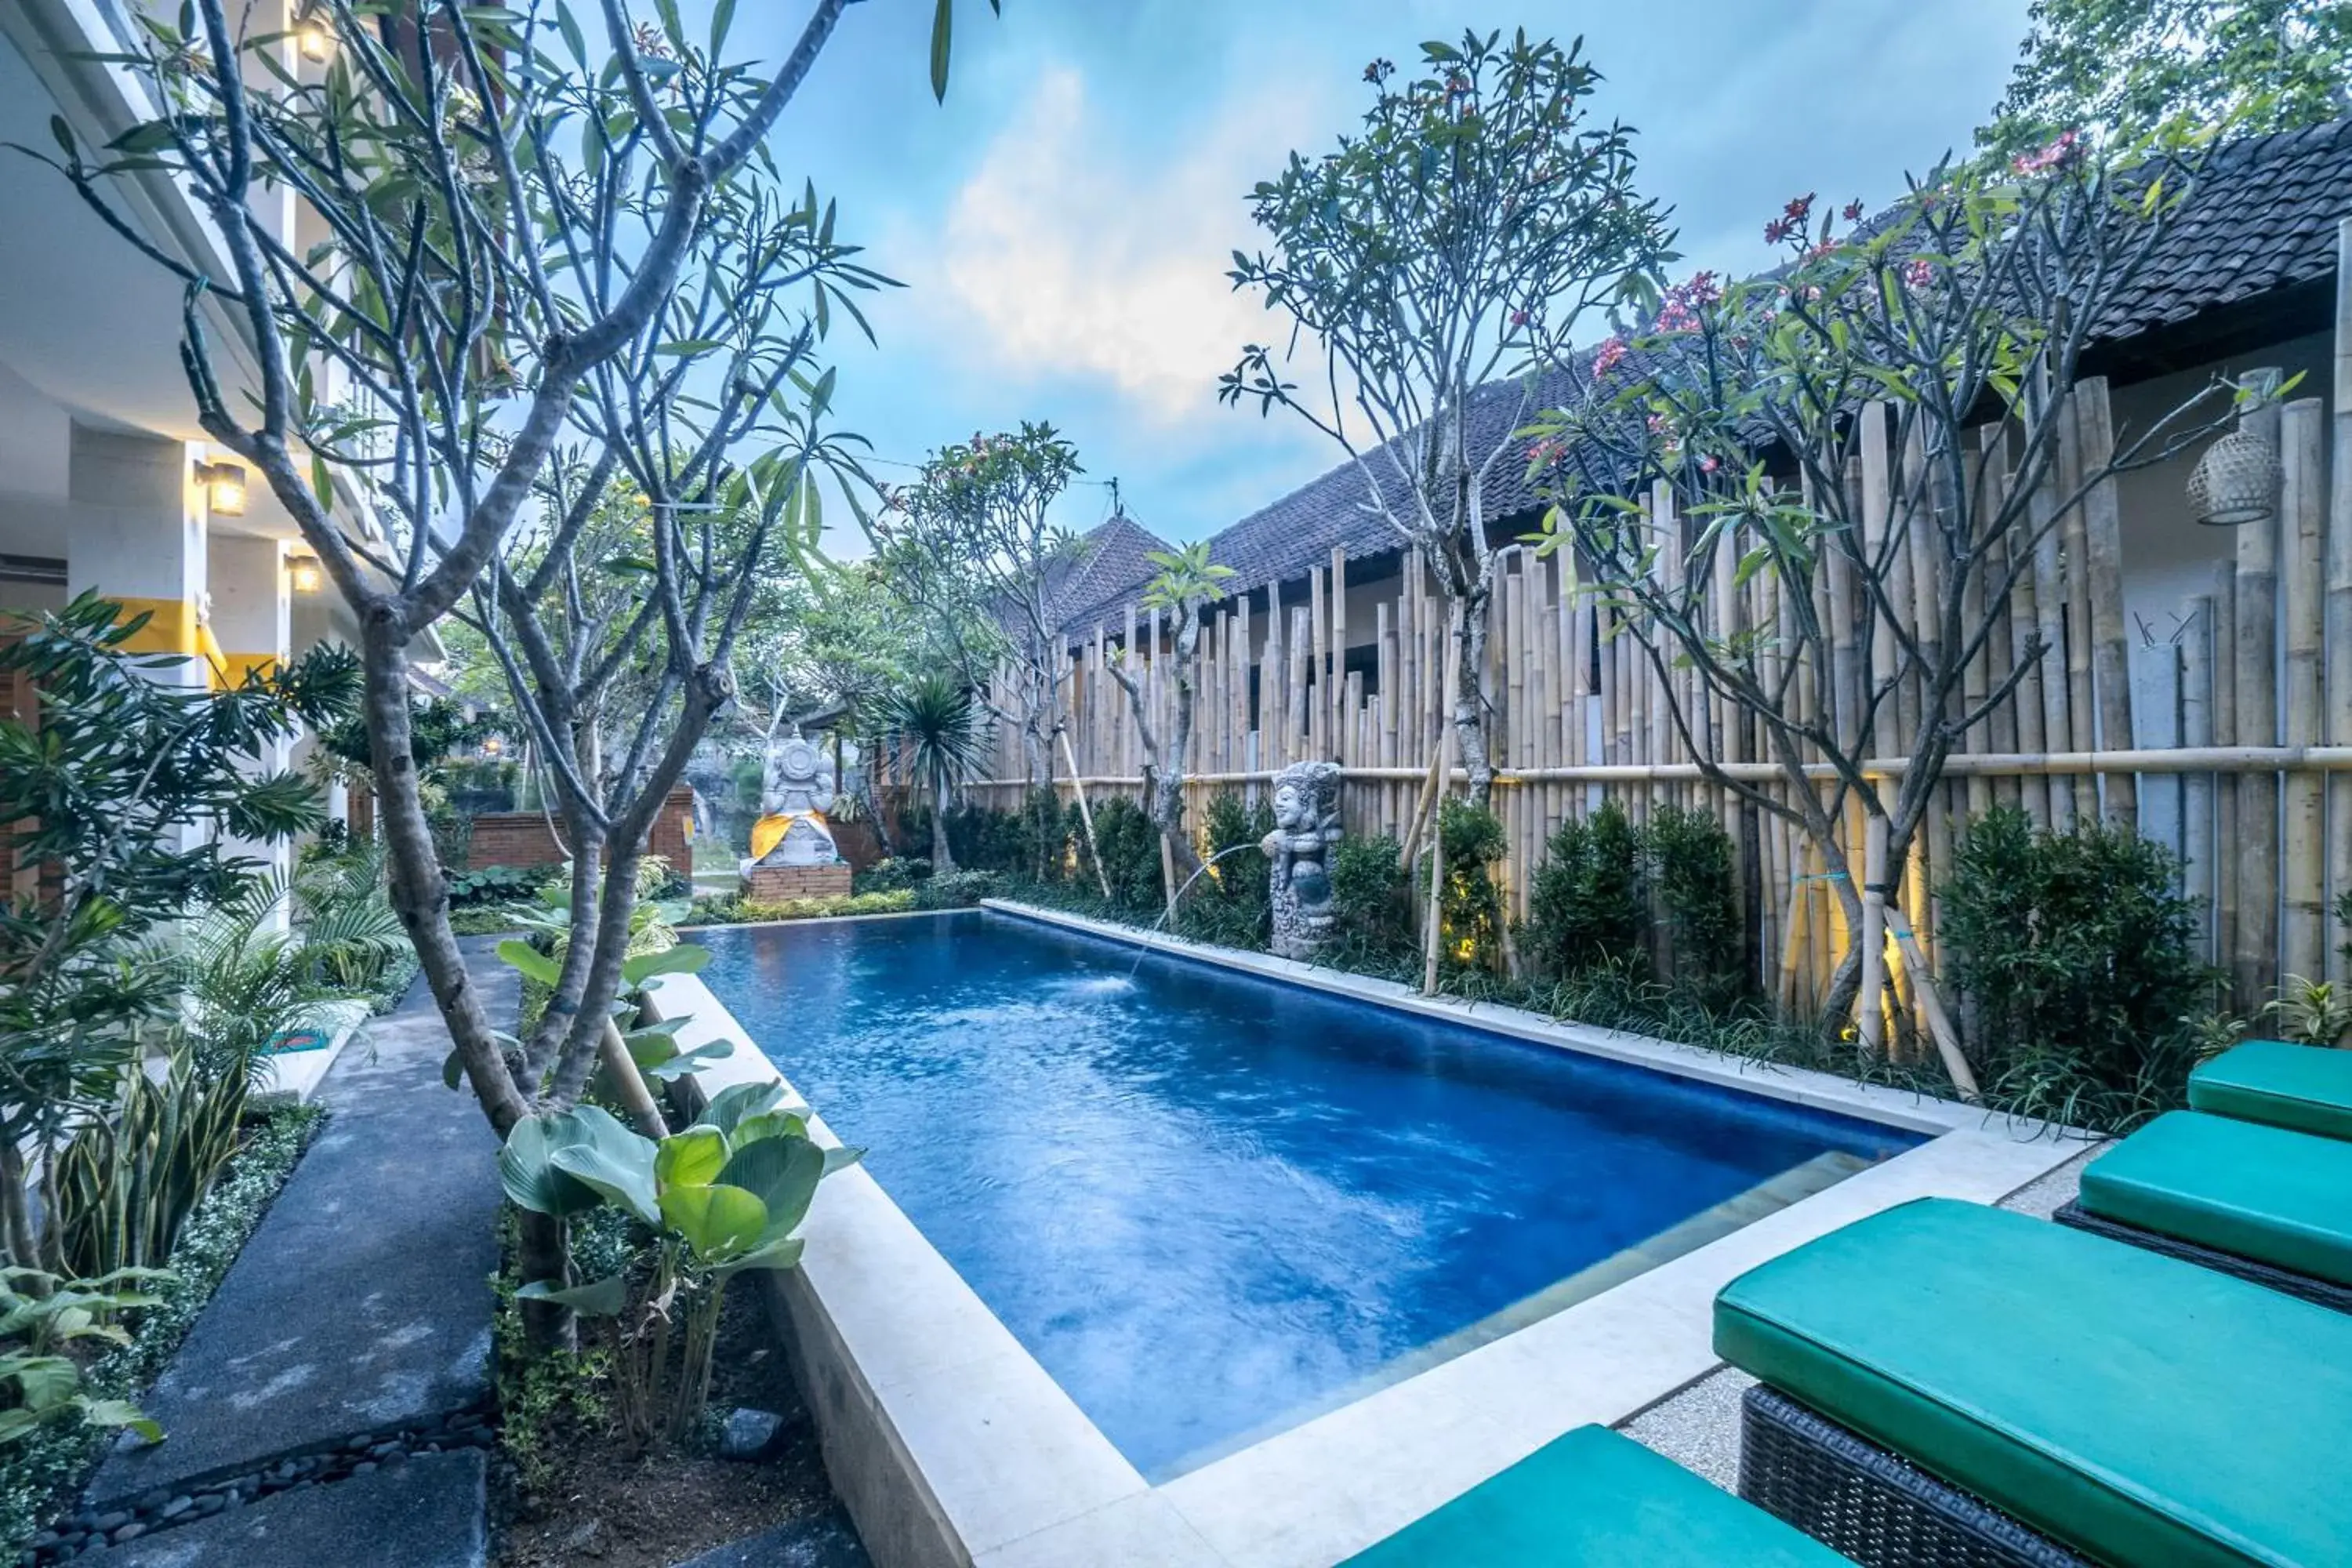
[[1262, 760, 1343, 961], [750, 726, 840, 868]]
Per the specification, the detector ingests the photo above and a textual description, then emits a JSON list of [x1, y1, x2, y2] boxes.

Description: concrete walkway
[[71, 943, 512, 1565]]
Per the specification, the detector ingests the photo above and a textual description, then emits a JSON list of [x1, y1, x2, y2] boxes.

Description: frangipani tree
[[1102, 542, 1234, 906], [44, 0, 993, 1333], [1527, 132, 2251, 1051], [873, 423, 1085, 786], [1221, 30, 1673, 805]]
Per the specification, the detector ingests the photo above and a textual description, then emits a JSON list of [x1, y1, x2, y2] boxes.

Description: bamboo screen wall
[[916, 258, 2350, 1021]]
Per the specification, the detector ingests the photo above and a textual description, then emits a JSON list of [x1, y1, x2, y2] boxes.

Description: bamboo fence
[[910, 224, 2352, 1022]]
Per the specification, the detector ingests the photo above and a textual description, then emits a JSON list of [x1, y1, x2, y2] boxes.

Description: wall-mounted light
[[289, 552, 325, 593], [198, 461, 248, 517], [295, 3, 336, 62], [481, 735, 503, 757]]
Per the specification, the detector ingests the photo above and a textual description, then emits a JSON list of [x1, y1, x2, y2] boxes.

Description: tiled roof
[[2092, 115, 2352, 343], [1069, 116, 2352, 633], [1040, 513, 1175, 635]]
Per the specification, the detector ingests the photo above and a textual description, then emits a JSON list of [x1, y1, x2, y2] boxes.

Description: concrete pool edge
[[983, 898, 2027, 1140], [659, 913, 2093, 1568]]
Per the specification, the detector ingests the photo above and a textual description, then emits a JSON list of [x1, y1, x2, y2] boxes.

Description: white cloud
[[916, 66, 1322, 426]]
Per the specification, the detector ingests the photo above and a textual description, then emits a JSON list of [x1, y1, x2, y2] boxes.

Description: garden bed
[[489, 1265, 841, 1568], [0, 1103, 328, 1559]]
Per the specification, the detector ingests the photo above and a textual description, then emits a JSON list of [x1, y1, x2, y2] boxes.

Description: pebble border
[[24, 1403, 497, 1564]]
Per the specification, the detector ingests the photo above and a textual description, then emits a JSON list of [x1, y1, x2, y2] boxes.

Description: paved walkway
[[74, 943, 511, 1566]]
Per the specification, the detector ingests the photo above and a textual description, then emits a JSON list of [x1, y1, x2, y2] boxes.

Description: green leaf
[[712, 1235, 804, 1279], [497, 1112, 605, 1218], [821, 1144, 866, 1178], [546, 1109, 660, 1225], [515, 1273, 627, 1316], [49, 114, 74, 160], [619, 942, 710, 988], [694, 1079, 786, 1135], [659, 1181, 768, 1261], [928, 0, 952, 102], [495, 938, 560, 986], [442, 1047, 465, 1091], [654, 1125, 728, 1189], [707, 0, 735, 55], [717, 1134, 825, 1245]]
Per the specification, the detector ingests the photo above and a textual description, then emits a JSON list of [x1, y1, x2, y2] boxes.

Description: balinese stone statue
[[1262, 760, 1343, 961], [749, 726, 841, 867]]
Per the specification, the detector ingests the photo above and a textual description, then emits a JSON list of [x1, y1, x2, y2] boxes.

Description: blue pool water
[[699, 911, 1922, 1478]]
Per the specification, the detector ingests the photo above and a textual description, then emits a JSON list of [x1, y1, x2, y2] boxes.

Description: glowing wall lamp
[[289, 552, 325, 593], [295, 3, 336, 62], [198, 461, 249, 517]]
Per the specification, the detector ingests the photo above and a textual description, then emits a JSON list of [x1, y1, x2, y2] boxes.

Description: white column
[[210, 534, 295, 914], [65, 425, 209, 689]]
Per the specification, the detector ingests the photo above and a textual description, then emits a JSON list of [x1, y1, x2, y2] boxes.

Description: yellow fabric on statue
[[749, 813, 790, 862]]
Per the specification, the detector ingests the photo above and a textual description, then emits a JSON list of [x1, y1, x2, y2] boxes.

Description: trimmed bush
[[1526, 800, 1645, 978], [1940, 807, 2220, 1130]]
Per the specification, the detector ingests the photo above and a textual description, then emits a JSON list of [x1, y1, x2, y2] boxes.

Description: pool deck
[[647, 902, 2092, 1568]]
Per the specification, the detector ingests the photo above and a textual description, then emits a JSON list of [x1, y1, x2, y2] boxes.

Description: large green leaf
[[693, 1079, 786, 1135], [654, 1125, 727, 1189], [713, 1235, 804, 1279], [514, 1273, 628, 1316], [619, 942, 711, 988], [659, 1182, 768, 1263], [543, 1106, 659, 1224], [717, 1134, 826, 1246], [498, 1112, 604, 1218], [495, 938, 561, 987]]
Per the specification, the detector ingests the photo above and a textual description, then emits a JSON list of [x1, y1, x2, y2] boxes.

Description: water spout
[[1127, 841, 1261, 980]]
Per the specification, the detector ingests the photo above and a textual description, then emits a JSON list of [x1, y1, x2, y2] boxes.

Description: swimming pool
[[698, 909, 1922, 1480]]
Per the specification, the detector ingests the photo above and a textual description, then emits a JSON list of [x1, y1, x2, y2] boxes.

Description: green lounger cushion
[[2189, 1040, 2352, 1142], [1338, 1424, 1849, 1566], [2081, 1109, 2352, 1287], [1715, 1198, 2352, 1568]]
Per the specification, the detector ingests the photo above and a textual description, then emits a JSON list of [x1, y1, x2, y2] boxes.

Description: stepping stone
[[666, 1510, 869, 1568], [89, 949, 510, 1505], [78, 1450, 485, 1566]]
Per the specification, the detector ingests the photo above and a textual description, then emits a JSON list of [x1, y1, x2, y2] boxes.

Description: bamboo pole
[[1857, 815, 1890, 1055], [2183, 592, 2216, 951], [2212, 558, 2240, 972], [2328, 217, 2352, 985], [2057, 398, 2099, 824], [2078, 378, 2136, 826], [2282, 397, 2328, 982], [2234, 383, 2283, 1006]]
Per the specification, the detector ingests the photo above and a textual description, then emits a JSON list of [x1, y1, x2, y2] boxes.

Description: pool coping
[[654, 906, 2092, 1568]]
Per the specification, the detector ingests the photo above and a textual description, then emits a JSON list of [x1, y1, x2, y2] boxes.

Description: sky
[[729, 0, 2038, 553]]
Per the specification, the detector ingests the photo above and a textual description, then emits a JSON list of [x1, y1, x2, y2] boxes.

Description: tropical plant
[[290, 838, 411, 993], [1643, 804, 1743, 1007], [880, 676, 989, 873], [2263, 975, 2352, 1047], [0, 1269, 169, 1446], [498, 1080, 855, 1450], [53, 1058, 248, 1281], [0, 594, 351, 1276], [153, 877, 354, 1075], [1222, 29, 1673, 807]]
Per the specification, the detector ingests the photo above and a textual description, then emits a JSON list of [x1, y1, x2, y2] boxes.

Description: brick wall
[[744, 862, 851, 902], [463, 785, 696, 873]]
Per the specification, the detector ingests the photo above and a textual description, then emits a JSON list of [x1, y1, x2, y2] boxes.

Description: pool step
[[1154, 1150, 1874, 1480]]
